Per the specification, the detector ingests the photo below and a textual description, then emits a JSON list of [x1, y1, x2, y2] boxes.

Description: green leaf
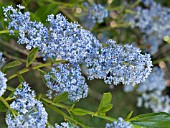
[[30, 12, 41, 22], [23, 0, 31, 6], [3, 61, 22, 71], [17, 73, 25, 83], [125, 9, 136, 15], [130, 112, 170, 128], [72, 108, 94, 116], [97, 92, 112, 115], [98, 104, 113, 116], [5, 91, 15, 101], [37, 69, 47, 84], [44, 103, 88, 128], [0, 101, 7, 112], [35, 4, 59, 23], [53, 92, 69, 103], [126, 111, 133, 121], [26, 47, 39, 67]]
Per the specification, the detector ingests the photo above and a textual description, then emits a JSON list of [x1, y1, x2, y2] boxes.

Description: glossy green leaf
[[130, 112, 170, 128], [3, 61, 22, 71], [72, 108, 94, 116], [26, 47, 39, 67], [5, 91, 15, 101], [98, 92, 112, 115], [30, 12, 41, 22], [35, 4, 59, 23], [17, 73, 25, 83], [98, 104, 113, 116], [23, 0, 31, 6], [37, 69, 47, 84], [53, 92, 69, 103], [44, 103, 88, 128], [126, 111, 133, 121]]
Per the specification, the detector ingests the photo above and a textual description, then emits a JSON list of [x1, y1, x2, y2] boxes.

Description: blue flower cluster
[[126, 0, 170, 54], [6, 82, 48, 128], [123, 67, 165, 92], [123, 67, 170, 113], [3, 5, 152, 101], [44, 63, 88, 101], [3, 5, 48, 50], [0, 71, 7, 97], [86, 40, 152, 85], [84, 3, 108, 23], [50, 122, 79, 128], [135, 67, 170, 113], [137, 67, 166, 93], [105, 117, 134, 128], [3, 5, 101, 63], [0, 52, 7, 97], [137, 90, 170, 113], [45, 14, 101, 63]]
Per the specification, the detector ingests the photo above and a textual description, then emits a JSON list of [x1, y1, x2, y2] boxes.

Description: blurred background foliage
[[0, 0, 170, 127]]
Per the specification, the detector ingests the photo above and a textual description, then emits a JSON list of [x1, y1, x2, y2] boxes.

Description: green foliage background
[[0, 0, 170, 127]]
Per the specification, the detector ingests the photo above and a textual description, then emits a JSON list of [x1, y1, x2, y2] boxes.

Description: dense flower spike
[[126, 0, 170, 54], [86, 40, 152, 85], [44, 63, 88, 101], [105, 117, 134, 128], [3, 5, 28, 34], [0, 52, 5, 68], [3, 5, 153, 104], [3, 5, 48, 50], [45, 14, 101, 62], [84, 3, 108, 23], [6, 82, 48, 128], [3, 5, 152, 86], [3, 5, 101, 63], [0, 71, 7, 97]]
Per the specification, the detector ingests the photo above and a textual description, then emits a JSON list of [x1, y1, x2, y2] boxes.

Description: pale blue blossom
[[44, 63, 88, 101], [84, 3, 108, 23], [54, 122, 79, 128], [137, 90, 170, 113], [0, 71, 7, 97], [126, 0, 170, 54], [6, 82, 48, 128], [105, 117, 134, 128], [3, 6, 101, 63], [137, 67, 166, 93], [136, 67, 170, 113], [86, 40, 152, 85]]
